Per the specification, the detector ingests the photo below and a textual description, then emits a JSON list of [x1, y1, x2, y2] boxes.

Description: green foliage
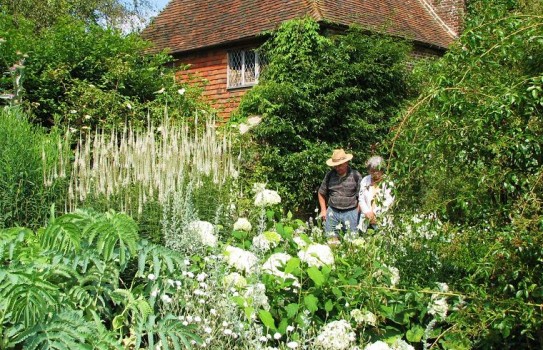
[[235, 18, 412, 216], [0, 0, 154, 32], [391, 0, 543, 225], [0, 107, 67, 229], [0, 209, 200, 349], [0, 14, 207, 129]]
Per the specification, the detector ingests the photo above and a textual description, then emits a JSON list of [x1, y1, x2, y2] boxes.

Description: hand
[[365, 211, 377, 224], [320, 209, 327, 221]]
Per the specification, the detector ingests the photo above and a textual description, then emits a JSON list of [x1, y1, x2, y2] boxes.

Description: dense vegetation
[[234, 19, 413, 216], [1, 0, 542, 348]]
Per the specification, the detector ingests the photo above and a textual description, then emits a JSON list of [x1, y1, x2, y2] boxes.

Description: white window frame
[[227, 49, 264, 89]]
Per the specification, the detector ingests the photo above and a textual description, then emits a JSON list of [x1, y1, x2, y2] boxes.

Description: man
[[318, 149, 361, 244]]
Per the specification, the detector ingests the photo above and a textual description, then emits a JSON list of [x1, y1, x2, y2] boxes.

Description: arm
[[318, 192, 327, 221]]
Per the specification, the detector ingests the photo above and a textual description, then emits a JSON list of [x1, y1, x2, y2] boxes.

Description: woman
[[358, 156, 394, 232]]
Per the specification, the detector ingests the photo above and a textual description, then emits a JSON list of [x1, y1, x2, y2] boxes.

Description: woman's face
[[369, 168, 383, 182]]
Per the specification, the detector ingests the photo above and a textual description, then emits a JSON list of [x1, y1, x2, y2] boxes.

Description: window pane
[[244, 51, 256, 83], [228, 51, 243, 87]]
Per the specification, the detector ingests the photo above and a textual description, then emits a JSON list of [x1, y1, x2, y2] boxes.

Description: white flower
[[436, 282, 449, 293], [391, 338, 414, 350], [254, 189, 281, 207], [187, 220, 218, 248], [150, 289, 160, 297], [388, 266, 400, 287], [262, 253, 295, 280], [197, 273, 207, 282], [223, 272, 247, 289], [428, 295, 448, 319], [233, 217, 252, 232], [286, 325, 295, 332], [293, 236, 308, 248], [314, 319, 356, 350], [253, 231, 281, 251], [178, 88, 186, 95], [364, 341, 392, 350], [161, 294, 172, 303], [298, 243, 335, 267], [155, 87, 165, 94], [147, 273, 156, 281], [273, 332, 281, 340], [286, 341, 299, 349], [223, 245, 258, 274], [351, 309, 377, 326], [244, 283, 269, 310]]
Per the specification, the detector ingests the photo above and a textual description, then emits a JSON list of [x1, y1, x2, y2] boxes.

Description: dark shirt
[[318, 167, 361, 210]]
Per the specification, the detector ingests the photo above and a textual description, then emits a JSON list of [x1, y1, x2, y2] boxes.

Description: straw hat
[[326, 149, 353, 166]]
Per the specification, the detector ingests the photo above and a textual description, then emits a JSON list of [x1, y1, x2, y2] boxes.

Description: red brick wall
[[175, 47, 251, 121]]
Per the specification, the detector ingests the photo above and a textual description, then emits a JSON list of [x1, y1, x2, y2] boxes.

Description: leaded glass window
[[227, 50, 264, 88]]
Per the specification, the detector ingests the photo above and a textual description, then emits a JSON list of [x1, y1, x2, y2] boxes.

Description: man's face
[[334, 162, 349, 176]]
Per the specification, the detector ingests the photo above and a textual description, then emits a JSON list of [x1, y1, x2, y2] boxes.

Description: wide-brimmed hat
[[326, 149, 353, 166]]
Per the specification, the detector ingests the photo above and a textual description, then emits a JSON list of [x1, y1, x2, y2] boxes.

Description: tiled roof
[[142, 0, 456, 54]]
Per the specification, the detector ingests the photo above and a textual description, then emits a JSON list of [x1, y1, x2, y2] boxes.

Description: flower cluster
[[223, 245, 258, 274], [223, 272, 247, 289], [364, 339, 414, 350], [350, 309, 377, 326], [252, 231, 282, 252], [187, 220, 218, 248], [262, 253, 296, 280], [233, 217, 252, 232], [314, 319, 356, 349], [298, 243, 335, 267]]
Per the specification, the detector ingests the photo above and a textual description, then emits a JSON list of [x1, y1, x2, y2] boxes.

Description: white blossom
[[223, 272, 248, 289], [187, 220, 218, 248], [253, 231, 282, 251], [314, 319, 356, 350], [223, 245, 258, 274], [147, 273, 156, 281], [298, 243, 335, 267], [233, 217, 252, 232], [254, 189, 281, 207], [262, 253, 296, 280], [364, 341, 392, 350], [350, 309, 377, 326], [428, 295, 448, 319]]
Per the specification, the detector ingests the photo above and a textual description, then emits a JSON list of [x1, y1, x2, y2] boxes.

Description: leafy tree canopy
[[0, 0, 155, 31], [0, 13, 206, 129], [390, 0, 543, 226]]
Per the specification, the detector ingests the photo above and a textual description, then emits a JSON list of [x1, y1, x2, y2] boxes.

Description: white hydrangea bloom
[[244, 282, 269, 310], [298, 243, 334, 267], [187, 220, 218, 248], [223, 245, 258, 274], [233, 217, 252, 232], [388, 266, 400, 287], [364, 341, 392, 350], [293, 236, 308, 248], [253, 231, 282, 251], [262, 253, 296, 280], [428, 295, 448, 319], [254, 189, 281, 207], [223, 272, 247, 289], [350, 309, 377, 326], [391, 338, 415, 350], [314, 319, 356, 350]]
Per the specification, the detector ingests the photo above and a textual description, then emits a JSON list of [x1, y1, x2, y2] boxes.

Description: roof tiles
[[142, 0, 456, 54]]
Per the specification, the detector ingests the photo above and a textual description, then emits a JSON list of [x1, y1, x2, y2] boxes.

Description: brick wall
[[175, 47, 251, 121]]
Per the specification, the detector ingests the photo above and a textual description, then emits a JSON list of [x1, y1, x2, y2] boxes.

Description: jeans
[[325, 206, 359, 239]]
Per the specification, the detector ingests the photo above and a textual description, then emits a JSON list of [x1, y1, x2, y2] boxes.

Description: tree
[[390, 0, 543, 225]]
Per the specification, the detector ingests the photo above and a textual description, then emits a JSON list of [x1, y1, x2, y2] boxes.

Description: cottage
[[143, 0, 464, 119]]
